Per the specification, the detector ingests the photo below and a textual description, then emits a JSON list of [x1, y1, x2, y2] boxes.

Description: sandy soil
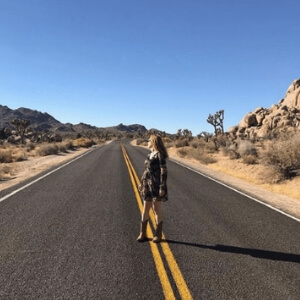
[[0, 147, 94, 192], [1, 141, 300, 220]]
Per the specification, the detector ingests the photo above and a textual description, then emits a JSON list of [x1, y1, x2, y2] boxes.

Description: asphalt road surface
[[0, 140, 299, 299]]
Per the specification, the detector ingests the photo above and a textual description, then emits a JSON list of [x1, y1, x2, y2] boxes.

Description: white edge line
[[169, 158, 300, 223], [0, 147, 97, 203]]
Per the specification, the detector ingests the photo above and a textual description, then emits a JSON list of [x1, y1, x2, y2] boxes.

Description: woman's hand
[[138, 184, 142, 193], [159, 186, 165, 197]]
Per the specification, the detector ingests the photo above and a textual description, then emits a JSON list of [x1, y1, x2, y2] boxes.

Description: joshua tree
[[182, 129, 193, 140], [207, 110, 224, 135], [10, 118, 31, 144], [176, 129, 182, 139]]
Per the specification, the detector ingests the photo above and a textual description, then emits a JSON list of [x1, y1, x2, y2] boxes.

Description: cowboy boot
[[153, 221, 163, 243], [137, 220, 148, 242]]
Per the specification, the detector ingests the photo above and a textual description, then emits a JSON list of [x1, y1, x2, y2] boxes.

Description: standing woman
[[137, 134, 168, 243]]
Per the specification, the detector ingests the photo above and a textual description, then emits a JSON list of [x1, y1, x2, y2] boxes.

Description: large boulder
[[238, 113, 257, 128], [282, 79, 300, 108], [233, 79, 300, 139]]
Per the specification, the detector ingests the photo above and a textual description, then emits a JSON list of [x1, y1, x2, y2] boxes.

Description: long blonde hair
[[149, 134, 168, 158]]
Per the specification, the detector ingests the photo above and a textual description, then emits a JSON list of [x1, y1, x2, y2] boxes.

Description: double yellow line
[[121, 143, 193, 300]]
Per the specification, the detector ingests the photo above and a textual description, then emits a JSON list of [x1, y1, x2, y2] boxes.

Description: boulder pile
[[229, 79, 300, 139]]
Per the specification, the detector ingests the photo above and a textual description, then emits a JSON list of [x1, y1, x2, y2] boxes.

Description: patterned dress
[[139, 151, 168, 202]]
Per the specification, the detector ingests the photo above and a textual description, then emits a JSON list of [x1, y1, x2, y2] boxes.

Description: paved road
[[0, 140, 299, 299]]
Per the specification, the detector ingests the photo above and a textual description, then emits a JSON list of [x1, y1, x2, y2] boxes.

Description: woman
[[137, 134, 168, 243]]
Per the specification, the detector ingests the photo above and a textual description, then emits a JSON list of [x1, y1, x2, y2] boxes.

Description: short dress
[[139, 151, 168, 202]]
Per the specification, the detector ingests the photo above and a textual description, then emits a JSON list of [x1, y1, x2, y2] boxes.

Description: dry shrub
[[162, 137, 173, 144], [205, 141, 217, 153], [175, 138, 189, 148], [163, 137, 174, 149], [0, 165, 11, 180], [190, 139, 206, 149], [26, 143, 35, 152], [61, 140, 74, 151], [13, 149, 28, 162], [190, 141, 198, 149], [214, 135, 227, 148], [238, 140, 258, 157], [222, 143, 239, 160], [56, 141, 73, 153], [227, 149, 240, 160], [177, 148, 188, 158], [72, 137, 95, 148], [178, 147, 216, 164], [37, 144, 59, 156], [0, 149, 13, 163], [164, 141, 174, 149], [261, 132, 300, 180], [257, 165, 283, 184], [191, 151, 217, 164], [136, 138, 147, 146], [242, 154, 257, 165], [57, 143, 67, 153]]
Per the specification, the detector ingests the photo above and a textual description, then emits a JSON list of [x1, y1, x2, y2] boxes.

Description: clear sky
[[1, 0, 299, 135]]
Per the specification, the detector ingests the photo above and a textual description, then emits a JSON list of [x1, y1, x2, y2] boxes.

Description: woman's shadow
[[163, 239, 300, 264]]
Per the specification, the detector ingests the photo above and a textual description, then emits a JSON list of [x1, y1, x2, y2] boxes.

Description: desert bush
[[261, 132, 300, 180], [37, 144, 59, 156], [257, 165, 283, 184], [222, 148, 240, 160], [190, 150, 217, 164], [190, 139, 206, 149], [190, 141, 198, 149], [205, 141, 217, 153], [162, 137, 174, 149], [63, 140, 74, 150], [0, 149, 13, 163], [72, 137, 95, 148], [175, 138, 189, 148], [162, 137, 173, 143], [164, 141, 174, 149], [57, 143, 67, 153], [136, 138, 147, 146], [238, 140, 258, 157], [177, 148, 188, 158], [215, 134, 227, 148], [178, 147, 217, 164], [13, 150, 28, 162], [55, 141, 73, 153], [0, 165, 11, 180], [242, 154, 257, 165], [26, 143, 35, 152]]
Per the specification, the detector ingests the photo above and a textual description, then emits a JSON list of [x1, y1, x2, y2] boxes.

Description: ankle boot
[[137, 220, 148, 242], [153, 221, 163, 243]]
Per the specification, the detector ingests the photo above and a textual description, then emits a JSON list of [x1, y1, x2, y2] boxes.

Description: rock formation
[[229, 79, 300, 139]]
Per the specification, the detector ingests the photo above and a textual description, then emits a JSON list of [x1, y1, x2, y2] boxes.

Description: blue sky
[[1, 0, 299, 135]]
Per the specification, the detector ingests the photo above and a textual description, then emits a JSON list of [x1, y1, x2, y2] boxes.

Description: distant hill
[[0, 105, 147, 135], [103, 123, 148, 133]]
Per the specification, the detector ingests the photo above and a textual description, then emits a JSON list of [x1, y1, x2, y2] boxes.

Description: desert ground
[[1, 141, 299, 220], [0, 146, 95, 192]]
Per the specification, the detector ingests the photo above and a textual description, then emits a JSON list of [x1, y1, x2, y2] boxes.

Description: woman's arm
[[158, 153, 167, 196]]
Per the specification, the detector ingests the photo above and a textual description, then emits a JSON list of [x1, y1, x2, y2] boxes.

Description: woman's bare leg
[[141, 201, 152, 221], [152, 201, 163, 224], [152, 201, 163, 242]]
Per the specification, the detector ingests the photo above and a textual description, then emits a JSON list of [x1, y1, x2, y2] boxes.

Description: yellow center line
[[121, 143, 193, 300]]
